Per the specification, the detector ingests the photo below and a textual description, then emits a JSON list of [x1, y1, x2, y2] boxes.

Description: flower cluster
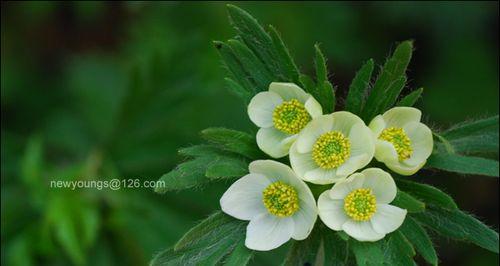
[[220, 82, 433, 251]]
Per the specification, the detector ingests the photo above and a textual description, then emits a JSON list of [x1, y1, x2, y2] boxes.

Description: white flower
[[248, 82, 323, 158], [368, 107, 433, 176], [318, 168, 407, 242], [220, 160, 317, 251], [289, 111, 374, 185]]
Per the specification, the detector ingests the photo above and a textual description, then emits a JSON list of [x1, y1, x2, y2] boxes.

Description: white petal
[[220, 173, 270, 220], [245, 213, 294, 251], [304, 96, 323, 118], [360, 168, 397, 204], [296, 115, 334, 153], [256, 127, 294, 158], [329, 173, 365, 200], [374, 140, 399, 164], [368, 115, 386, 137], [304, 168, 343, 185], [331, 111, 365, 136], [249, 160, 298, 185], [291, 198, 317, 240], [371, 204, 407, 234], [349, 123, 375, 159], [386, 160, 426, 176], [247, 91, 283, 128], [403, 122, 433, 167], [318, 191, 349, 230], [269, 82, 309, 103], [382, 107, 422, 128], [336, 154, 369, 177], [289, 142, 317, 180], [342, 220, 385, 242]]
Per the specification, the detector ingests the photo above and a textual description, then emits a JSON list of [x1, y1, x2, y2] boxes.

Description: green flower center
[[344, 188, 377, 221], [379, 127, 413, 161], [312, 131, 351, 169], [262, 181, 299, 217], [273, 99, 311, 134]]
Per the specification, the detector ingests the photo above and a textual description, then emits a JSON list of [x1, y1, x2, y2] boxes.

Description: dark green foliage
[[345, 59, 374, 114], [414, 206, 499, 254], [200, 127, 263, 159], [400, 217, 438, 266], [392, 190, 425, 213], [150, 212, 250, 266], [397, 87, 424, 107], [426, 153, 499, 177], [361, 41, 413, 122], [396, 179, 458, 210]]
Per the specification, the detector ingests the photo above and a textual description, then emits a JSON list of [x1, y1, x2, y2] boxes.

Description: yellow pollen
[[262, 181, 299, 217], [344, 188, 377, 221], [312, 131, 351, 169], [379, 127, 413, 161], [273, 99, 311, 134]]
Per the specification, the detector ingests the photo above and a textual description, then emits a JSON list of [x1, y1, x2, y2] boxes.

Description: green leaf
[[283, 226, 323, 266], [151, 212, 247, 266], [205, 156, 248, 179], [323, 230, 349, 266], [225, 78, 253, 103], [414, 206, 499, 253], [178, 144, 227, 158], [392, 190, 425, 213], [400, 217, 438, 266], [397, 87, 424, 107], [223, 240, 253, 266], [362, 40, 413, 121], [381, 231, 416, 266], [313, 44, 335, 113], [349, 239, 384, 266], [268, 25, 300, 84], [441, 115, 499, 155], [227, 39, 274, 91], [299, 74, 316, 94], [226, 4, 281, 79], [201, 127, 263, 159], [396, 179, 458, 210], [345, 59, 374, 114], [155, 157, 212, 193], [426, 153, 499, 177], [214, 41, 255, 95]]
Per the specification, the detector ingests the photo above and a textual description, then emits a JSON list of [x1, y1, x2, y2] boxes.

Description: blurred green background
[[1, 1, 498, 265]]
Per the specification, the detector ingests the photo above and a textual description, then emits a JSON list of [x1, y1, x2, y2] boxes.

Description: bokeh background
[[1, 1, 498, 265]]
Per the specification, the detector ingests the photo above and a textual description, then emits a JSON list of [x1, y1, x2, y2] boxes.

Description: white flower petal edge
[[291, 112, 374, 184], [318, 168, 407, 242], [369, 107, 433, 176], [248, 82, 323, 158], [221, 160, 317, 251]]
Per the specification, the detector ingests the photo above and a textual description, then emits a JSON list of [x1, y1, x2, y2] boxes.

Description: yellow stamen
[[262, 181, 299, 217], [344, 188, 377, 221], [379, 127, 413, 160], [273, 99, 311, 134], [312, 131, 351, 169]]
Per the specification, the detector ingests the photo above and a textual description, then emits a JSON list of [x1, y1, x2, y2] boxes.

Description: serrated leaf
[[362, 40, 413, 121], [205, 156, 248, 179], [225, 78, 253, 103], [426, 153, 499, 177], [382, 231, 416, 266], [414, 206, 499, 253], [397, 87, 423, 107], [226, 4, 282, 79], [345, 59, 374, 114], [313, 44, 335, 113], [151, 212, 247, 266], [400, 217, 438, 266], [201, 127, 263, 159], [155, 157, 212, 193], [214, 41, 256, 95], [269, 25, 300, 84], [396, 179, 458, 210], [223, 240, 253, 266], [441, 116, 499, 155], [392, 190, 425, 213], [349, 239, 384, 266], [227, 39, 274, 91]]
